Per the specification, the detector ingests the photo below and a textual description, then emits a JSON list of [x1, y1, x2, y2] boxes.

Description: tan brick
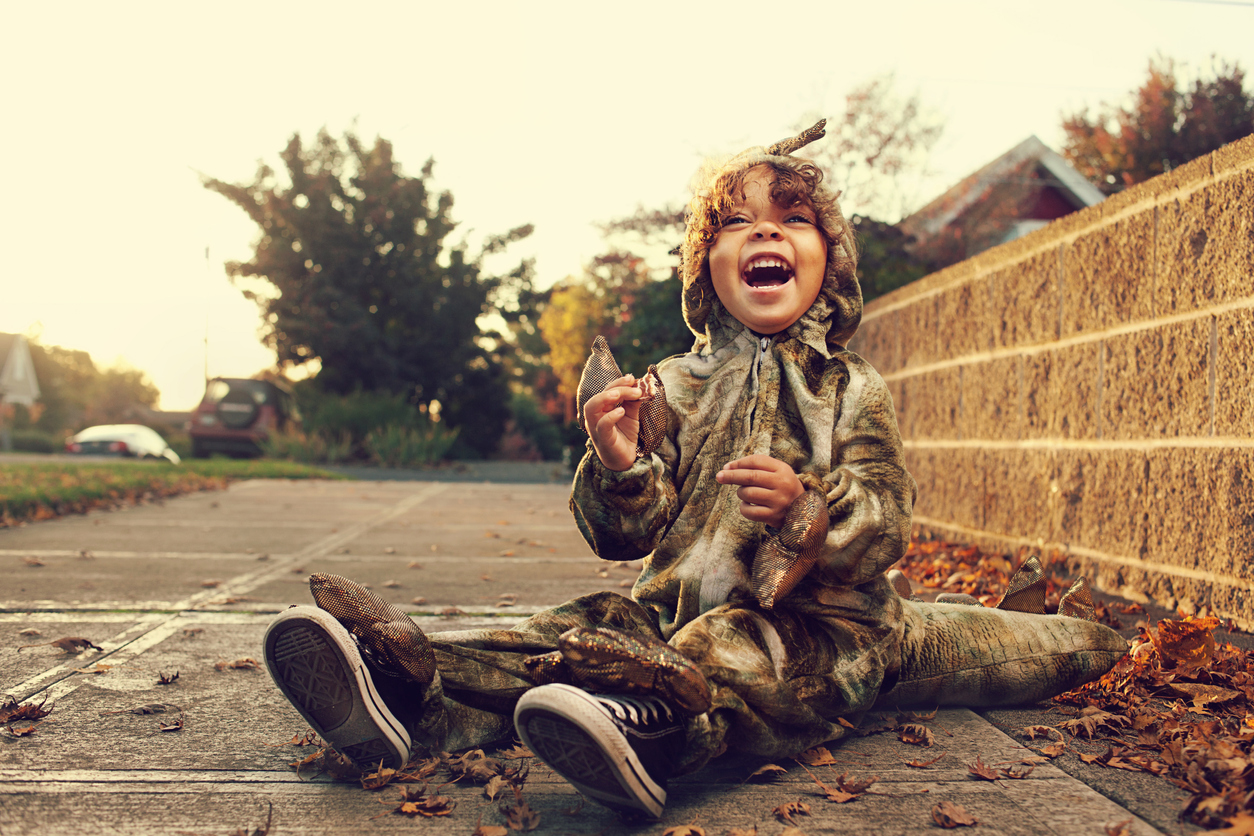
[[1074, 450, 1150, 562], [1215, 308, 1254, 438], [1100, 320, 1211, 440], [960, 356, 1021, 441], [908, 446, 984, 531], [1062, 211, 1155, 336], [850, 309, 900, 375], [1045, 449, 1085, 544], [990, 248, 1060, 350], [1218, 447, 1254, 583], [1210, 584, 1254, 629], [981, 449, 1053, 539], [899, 295, 939, 370], [934, 280, 994, 362], [1155, 171, 1254, 316], [1022, 343, 1100, 440], [1213, 133, 1254, 176], [909, 367, 961, 440], [1143, 449, 1225, 576]]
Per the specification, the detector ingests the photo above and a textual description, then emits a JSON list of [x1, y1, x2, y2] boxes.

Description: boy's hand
[[715, 455, 806, 529], [584, 374, 647, 472]]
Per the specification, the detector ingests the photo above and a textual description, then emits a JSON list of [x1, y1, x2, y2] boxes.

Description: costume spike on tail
[[996, 555, 1047, 614], [874, 599, 1127, 709], [766, 119, 827, 156], [1058, 576, 1097, 621]]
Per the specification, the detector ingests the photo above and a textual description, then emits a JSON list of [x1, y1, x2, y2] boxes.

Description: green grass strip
[[0, 459, 346, 525]]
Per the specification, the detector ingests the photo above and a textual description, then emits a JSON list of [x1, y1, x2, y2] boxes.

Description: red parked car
[[188, 378, 300, 458]]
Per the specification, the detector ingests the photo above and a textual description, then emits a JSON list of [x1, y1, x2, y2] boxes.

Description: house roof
[[0, 332, 41, 406], [900, 135, 1105, 242]]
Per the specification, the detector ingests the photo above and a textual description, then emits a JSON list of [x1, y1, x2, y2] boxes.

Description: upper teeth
[[747, 258, 788, 272]]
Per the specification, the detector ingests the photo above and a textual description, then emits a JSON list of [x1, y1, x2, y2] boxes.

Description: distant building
[[0, 333, 41, 451], [900, 136, 1105, 270]]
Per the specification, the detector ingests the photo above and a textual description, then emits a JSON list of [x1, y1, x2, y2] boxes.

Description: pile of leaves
[[1052, 614, 1254, 829]]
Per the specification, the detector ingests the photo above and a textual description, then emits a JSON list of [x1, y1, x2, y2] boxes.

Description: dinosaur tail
[[874, 599, 1128, 709]]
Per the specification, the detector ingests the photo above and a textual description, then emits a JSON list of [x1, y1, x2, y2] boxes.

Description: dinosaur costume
[[266, 122, 1127, 780]]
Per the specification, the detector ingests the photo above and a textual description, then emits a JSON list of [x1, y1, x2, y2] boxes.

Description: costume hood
[[679, 121, 862, 356]]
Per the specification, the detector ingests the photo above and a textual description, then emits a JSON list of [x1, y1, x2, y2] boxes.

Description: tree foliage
[[15, 341, 160, 435], [537, 253, 690, 422], [202, 130, 535, 457], [1062, 56, 1254, 193]]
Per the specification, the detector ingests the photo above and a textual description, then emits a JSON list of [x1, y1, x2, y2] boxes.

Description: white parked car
[[64, 424, 181, 464]]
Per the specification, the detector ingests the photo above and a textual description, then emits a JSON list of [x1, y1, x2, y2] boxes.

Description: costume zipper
[[747, 336, 771, 432]]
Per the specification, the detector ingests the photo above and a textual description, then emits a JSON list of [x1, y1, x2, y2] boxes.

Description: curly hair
[[680, 154, 860, 345]]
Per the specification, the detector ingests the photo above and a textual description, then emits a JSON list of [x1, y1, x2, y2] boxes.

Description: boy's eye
[[786, 214, 814, 224], [722, 216, 749, 226]]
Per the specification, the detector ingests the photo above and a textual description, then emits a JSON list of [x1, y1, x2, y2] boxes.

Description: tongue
[[747, 265, 790, 287]]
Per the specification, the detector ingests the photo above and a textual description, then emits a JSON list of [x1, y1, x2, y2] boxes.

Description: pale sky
[[4, 0, 1252, 411]]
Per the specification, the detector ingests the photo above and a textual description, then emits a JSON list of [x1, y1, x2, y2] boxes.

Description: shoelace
[[596, 694, 675, 725]]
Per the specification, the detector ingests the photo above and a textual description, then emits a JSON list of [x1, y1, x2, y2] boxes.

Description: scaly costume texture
[[282, 123, 1127, 775]]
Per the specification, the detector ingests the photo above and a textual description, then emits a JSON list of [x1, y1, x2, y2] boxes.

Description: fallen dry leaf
[[18, 628, 41, 637], [898, 723, 935, 747], [1001, 765, 1034, 779], [498, 744, 533, 759], [0, 701, 53, 726], [18, 636, 102, 654], [159, 715, 185, 732], [107, 703, 181, 716], [201, 579, 222, 588], [483, 774, 507, 800], [382, 580, 401, 589], [215, 658, 260, 671], [932, 800, 978, 828], [375, 785, 457, 819], [661, 826, 706, 836], [1105, 817, 1133, 836], [966, 757, 999, 782], [772, 800, 811, 826], [473, 824, 509, 836], [904, 752, 947, 768], [4, 724, 38, 737], [1208, 813, 1254, 836], [747, 763, 788, 782], [411, 597, 427, 605], [799, 746, 838, 766], [500, 783, 540, 831], [22, 556, 45, 567], [157, 671, 179, 685]]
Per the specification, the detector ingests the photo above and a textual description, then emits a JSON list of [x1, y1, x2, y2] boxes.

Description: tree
[[1062, 56, 1254, 193], [795, 74, 944, 223], [17, 341, 160, 435], [203, 130, 535, 457]]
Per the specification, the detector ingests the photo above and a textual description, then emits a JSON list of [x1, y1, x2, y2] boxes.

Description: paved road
[[0, 477, 1195, 835]]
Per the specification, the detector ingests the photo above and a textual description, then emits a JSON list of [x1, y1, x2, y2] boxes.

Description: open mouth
[[743, 257, 793, 288]]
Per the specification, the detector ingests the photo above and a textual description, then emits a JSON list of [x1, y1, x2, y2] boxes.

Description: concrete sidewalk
[[0, 478, 1194, 835]]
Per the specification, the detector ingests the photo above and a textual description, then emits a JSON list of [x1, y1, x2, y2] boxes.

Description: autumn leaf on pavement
[[661, 825, 706, 836], [799, 746, 838, 766], [836, 772, 878, 795], [498, 743, 534, 759], [18, 636, 102, 654], [932, 801, 978, 828], [484, 774, 507, 800], [473, 821, 510, 836], [773, 800, 811, 826], [904, 752, 946, 768], [1208, 813, 1254, 836], [106, 703, 181, 716], [360, 764, 400, 790], [500, 782, 541, 831], [446, 749, 505, 783], [898, 723, 935, 747], [747, 763, 787, 782], [1021, 725, 1057, 740], [4, 724, 38, 737], [22, 556, 45, 566], [1000, 765, 1034, 779], [1105, 818, 1133, 836], [0, 696, 52, 724], [156, 671, 179, 685], [967, 757, 1000, 782], [1151, 615, 1219, 670], [1058, 706, 1131, 740], [374, 785, 456, 819], [215, 658, 260, 671], [158, 715, 184, 732]]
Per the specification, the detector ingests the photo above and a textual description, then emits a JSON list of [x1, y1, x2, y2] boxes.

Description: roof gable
[[0, 333, 41, 406]]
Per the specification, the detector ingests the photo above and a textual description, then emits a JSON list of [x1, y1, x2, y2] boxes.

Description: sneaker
[[263, 606, 411, 770], [514, 684, 683, 818]]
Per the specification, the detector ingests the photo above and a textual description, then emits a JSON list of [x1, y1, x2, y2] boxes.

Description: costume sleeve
[[810, 357, 916, 586], [569, 435, 681, 563]]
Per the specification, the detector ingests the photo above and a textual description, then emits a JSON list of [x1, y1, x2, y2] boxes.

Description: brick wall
[[848, 135, 1254, 627]]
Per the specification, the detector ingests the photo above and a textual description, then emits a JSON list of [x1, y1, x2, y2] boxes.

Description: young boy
[[263, 122, 1126, 819]]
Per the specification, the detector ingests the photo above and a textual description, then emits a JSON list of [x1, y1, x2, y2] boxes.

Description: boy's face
[[708, 166, 827, 336]]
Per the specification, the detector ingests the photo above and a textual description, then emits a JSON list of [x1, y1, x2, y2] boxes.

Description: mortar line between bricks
[[5, 484, 448, 704], [878, 295, 1254, 382]]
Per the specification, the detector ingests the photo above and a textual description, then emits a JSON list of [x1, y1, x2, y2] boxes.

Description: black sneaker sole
[[514, 684, 666, 818], [263, 606, 410, 771]]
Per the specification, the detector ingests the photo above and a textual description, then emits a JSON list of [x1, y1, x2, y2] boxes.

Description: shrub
[[508, 392, 564, 461], [365, 420, 459, 467], [261, 429, 353, 464], [10, 430, 59, 454], [294, 386, 417, 449]]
